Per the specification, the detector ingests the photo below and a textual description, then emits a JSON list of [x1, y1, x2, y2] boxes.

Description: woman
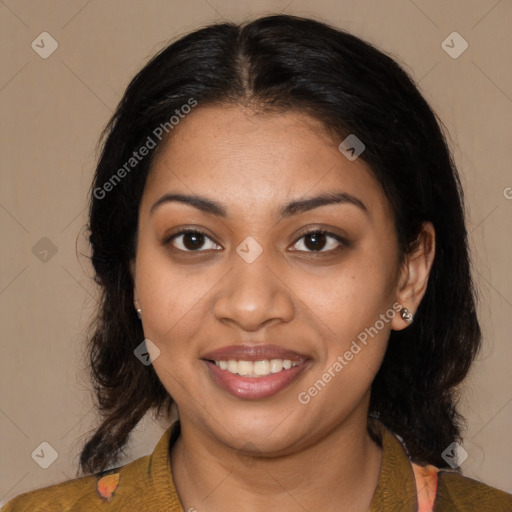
[[3, 13, 510, 512]]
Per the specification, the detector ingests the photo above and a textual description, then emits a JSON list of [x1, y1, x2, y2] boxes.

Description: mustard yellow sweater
[[2, 419, 511, 511]]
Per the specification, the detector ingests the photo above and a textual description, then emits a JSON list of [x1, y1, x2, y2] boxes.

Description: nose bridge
[[213, 237, 294, 330]]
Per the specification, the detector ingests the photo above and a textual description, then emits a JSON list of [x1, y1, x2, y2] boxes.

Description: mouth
[[211, 358, 302, 377], [201, 344, 311, 399]]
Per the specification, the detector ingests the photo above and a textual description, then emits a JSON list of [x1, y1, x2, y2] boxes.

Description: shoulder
[[1, 423, 181, 512], [433, 470, 512, 511], [1, 455, 150, 512], [372, 419, 511, 512]]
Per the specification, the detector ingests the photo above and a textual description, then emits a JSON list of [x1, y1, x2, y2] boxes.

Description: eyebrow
[[150, 191, 369, 218]]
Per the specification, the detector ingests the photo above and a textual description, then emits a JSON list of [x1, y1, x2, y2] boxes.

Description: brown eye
[[168, 230, 221, 252], [292, 230, 346, 253]]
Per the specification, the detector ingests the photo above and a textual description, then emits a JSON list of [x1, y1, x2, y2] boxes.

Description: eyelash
[[164, 228, 348, 255]]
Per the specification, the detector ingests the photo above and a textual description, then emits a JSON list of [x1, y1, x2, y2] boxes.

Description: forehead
[[141, 105, 388, 221]]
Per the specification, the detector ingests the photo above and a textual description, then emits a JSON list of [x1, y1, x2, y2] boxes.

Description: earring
[[136, 308, 142, 320], [400, 307, 413, 324]]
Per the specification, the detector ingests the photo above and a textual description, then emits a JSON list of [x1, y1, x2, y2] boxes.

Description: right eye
[[166, 229, 222, 252]]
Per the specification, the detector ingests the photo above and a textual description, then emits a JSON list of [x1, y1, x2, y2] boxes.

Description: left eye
[[291, 230, 346, 253]]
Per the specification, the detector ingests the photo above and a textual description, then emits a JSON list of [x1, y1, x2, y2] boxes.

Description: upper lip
[[201, 344, 309, 362]]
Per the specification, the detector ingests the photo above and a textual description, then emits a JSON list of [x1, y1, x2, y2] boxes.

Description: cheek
[[299, 292, 392, 415], [135, 247, 220, 358], [135, 247, 185, 343], [295, 242, 396, 396], [295, 252, 396, 344]]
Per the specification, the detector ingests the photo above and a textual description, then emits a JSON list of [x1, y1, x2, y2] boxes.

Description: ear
[[391, 221, 435, 331], [129, 259, 139, 308]]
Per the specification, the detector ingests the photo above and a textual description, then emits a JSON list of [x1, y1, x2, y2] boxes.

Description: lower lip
[[204, 360, 310, 400]]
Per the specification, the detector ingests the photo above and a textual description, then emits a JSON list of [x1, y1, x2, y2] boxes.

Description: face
[[131, 104, 407, 455]]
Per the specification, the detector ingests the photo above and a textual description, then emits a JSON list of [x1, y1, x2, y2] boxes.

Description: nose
[[213, 246, 295, 332]]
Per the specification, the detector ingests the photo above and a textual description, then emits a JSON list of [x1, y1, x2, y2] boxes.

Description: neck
[[169, 410, 382, 512]]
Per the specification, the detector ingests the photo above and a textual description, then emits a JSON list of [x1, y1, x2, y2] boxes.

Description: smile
[[204, 358, 310, 400], [214, 358, 300, 377]]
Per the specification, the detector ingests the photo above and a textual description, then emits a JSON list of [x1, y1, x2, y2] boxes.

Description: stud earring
[[400, 307, 413, 324], [136, 308, 142, 320]]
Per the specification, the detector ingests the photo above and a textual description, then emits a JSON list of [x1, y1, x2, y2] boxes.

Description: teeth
[[270, 359, 283, 373], [254, 360, 270, 376], [213, 359, 300, 377], [237, 360, 253, 376]]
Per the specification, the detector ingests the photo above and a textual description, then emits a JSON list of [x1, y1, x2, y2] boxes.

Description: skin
[[130, 104, 435, 512]]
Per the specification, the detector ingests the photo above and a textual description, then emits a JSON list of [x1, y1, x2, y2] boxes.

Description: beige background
[[1, 0, 511, 504]]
